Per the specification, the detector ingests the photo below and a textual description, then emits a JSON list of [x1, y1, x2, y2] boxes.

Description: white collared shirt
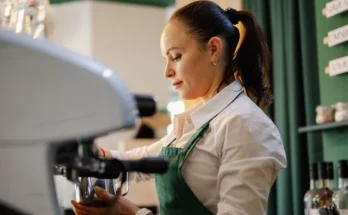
[[111, 80, 287, 215]]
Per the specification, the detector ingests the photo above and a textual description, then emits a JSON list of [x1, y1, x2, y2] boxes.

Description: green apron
[[155, 91, 243, 215]]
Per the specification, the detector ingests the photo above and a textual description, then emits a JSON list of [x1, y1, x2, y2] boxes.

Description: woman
[[71, 1, 287, 215]]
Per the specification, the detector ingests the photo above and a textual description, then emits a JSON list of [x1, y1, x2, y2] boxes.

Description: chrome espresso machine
[[0, 28, 168, 215]]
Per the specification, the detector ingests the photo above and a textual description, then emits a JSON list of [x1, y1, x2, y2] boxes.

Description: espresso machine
[[0, 28, 168, 215]]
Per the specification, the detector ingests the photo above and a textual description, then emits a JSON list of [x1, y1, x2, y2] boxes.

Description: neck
[[201, 70, 240, 102], [339, 178, 348, 189], [318, 179, 330, 189], [202, 82, 227, 102], [310, 179, 321, 190], [328, 178, 335, 190], [310, 179, 315, 190]]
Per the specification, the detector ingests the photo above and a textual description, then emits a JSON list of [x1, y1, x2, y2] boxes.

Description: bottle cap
[[318, 162, 328, 179], [338, 160, 348, 178], [327, 162, 334, 180], [338, 160, 348, 167], [309, 163, 318, 180]]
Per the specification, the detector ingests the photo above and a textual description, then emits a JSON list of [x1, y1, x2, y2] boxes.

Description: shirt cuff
[[136, 208, 153, 215], [109, 150, 129, 160]]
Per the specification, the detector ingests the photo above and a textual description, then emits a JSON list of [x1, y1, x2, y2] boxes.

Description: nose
[[164, 64, 175, 78]]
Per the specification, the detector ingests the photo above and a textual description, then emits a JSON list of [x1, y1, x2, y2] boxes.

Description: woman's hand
[[71, 187, 140, 215]]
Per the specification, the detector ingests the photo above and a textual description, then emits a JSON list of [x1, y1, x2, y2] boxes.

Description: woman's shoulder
[[212, 94, 280, 138], [220, 95, 273, 122], [212, 95, 285, 163]]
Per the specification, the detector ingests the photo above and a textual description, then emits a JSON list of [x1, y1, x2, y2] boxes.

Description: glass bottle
[[332, 160, 348, 215], [327, 161, 335, 191], [313, 162, 333, 209], [304, 163, 320, 215]]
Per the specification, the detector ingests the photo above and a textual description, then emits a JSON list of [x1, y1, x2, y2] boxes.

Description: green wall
[[315, 0, 348, 188]]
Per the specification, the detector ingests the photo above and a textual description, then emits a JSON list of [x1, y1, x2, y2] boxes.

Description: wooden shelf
[[298, 120, 348, 133]]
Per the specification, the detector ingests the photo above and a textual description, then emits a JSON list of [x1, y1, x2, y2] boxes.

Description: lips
[[172, 81, 183, 88]]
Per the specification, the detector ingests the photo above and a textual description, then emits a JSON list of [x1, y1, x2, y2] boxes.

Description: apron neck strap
[[179, 90, 244, 168], [167, 90, 243, 152], [207, 90, 244, 123]]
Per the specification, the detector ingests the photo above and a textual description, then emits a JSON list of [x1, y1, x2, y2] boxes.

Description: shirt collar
[[189, 79, 244, 129], [172, 99, 202, 137]]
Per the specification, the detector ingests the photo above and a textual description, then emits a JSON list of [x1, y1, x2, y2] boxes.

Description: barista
[[71, 1, 287, 215]]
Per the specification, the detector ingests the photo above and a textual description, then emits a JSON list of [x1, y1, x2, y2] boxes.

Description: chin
[[179, 93, 200, 101]]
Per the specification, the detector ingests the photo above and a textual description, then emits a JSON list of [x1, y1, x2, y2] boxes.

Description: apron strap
[[179, 90, 244, 168], [166, 138, 176, 147], [179, 122, 210, 168], [207, 90, 244, 123]]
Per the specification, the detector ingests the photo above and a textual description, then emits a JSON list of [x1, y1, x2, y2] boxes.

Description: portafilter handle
[[75, 157, 169, 178]]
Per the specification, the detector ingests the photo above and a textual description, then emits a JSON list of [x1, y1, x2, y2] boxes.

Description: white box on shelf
[[324, 0, 348, 18], [327, 24, 348, 47], [328, 55, 348, 76]]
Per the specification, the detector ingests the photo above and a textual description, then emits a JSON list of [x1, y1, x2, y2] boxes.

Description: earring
[[211, 60, 217, 66]]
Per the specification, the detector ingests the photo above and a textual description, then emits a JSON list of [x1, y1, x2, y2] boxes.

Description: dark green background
[[315, 0, 348, 189], [245, 0, 348, 214]]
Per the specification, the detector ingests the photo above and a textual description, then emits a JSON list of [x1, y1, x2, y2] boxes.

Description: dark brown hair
[[170, 1, 273, 109]]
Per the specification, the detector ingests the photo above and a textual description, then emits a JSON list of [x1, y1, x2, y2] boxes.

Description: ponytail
[[233, 11, 273, 109]]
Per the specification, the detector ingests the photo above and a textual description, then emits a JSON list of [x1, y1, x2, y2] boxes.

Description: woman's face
[[160, 20, 224, 101]]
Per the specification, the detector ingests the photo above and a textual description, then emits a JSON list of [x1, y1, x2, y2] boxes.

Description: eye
[[171, 54, 181, 62]]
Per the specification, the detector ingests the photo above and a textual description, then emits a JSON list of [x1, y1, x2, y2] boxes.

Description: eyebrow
[[166, 47, 181, 55]]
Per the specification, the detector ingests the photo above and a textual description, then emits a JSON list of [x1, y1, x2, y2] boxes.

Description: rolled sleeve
[[216, 113, 287, 215], [109, 135, 169, 182]]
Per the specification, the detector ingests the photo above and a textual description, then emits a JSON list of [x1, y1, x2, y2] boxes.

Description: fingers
[[72, 207, 89, 215], [94, 186, 114, 202], [72, 203, 87, 215], [71, 200, 107, 215]]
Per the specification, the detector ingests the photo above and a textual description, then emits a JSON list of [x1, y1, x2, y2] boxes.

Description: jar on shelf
[[334, 102, 348, 122], [316, 105, 335, 124]]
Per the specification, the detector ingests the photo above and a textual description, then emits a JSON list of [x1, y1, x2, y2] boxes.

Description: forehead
[[161, 20, 193, 53]]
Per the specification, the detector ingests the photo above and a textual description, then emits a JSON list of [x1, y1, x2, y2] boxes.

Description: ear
[[207, 37, 223, 64]]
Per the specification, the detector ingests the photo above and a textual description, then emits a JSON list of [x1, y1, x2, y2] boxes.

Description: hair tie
[[225, 7, 239, 25]]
